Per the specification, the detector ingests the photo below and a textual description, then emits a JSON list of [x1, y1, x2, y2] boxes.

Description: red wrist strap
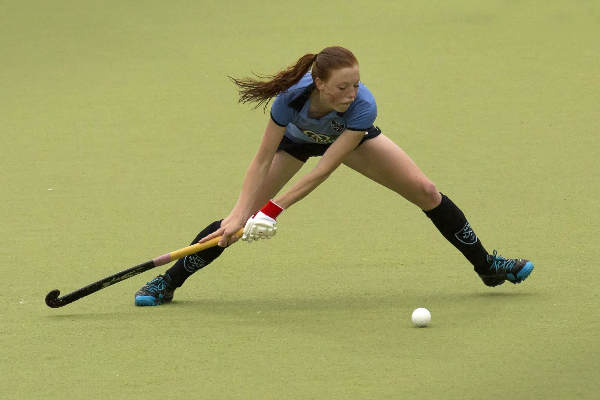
[[260, 200, 284, 219]]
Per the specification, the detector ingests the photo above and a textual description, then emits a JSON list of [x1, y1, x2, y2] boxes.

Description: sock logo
[[455, 222, 478, 245], [183, 254, 207, 273]]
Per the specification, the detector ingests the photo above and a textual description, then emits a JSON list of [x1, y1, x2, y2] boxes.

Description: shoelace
[[145, 276, 167, 293], [489, 250, 516, 272]]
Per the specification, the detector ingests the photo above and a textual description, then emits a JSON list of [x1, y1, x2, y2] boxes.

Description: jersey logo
[[302, 130, 336, 144], [330, 119, 346, 134]]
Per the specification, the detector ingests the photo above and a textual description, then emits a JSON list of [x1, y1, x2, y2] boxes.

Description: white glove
[[242, 211, 277, 242]]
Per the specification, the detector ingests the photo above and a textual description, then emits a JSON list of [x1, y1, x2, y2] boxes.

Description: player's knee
[[418, 181, 441, 210]]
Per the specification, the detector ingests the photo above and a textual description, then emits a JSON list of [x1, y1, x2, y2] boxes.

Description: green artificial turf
[[2, 1, 599, 398]]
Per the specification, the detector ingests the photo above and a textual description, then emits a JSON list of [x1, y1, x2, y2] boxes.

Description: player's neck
[[308, 90, 333, 119]]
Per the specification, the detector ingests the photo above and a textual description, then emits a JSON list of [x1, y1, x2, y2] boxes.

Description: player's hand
[[242, 212, 277, 241], [198, 215, 244, 247], [242, 200, 284, 242]]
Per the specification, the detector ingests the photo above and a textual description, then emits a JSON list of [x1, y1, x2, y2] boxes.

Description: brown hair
[[230, 46, 358, 110]]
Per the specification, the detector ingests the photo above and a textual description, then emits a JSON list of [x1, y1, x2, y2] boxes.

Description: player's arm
[[274, 129, 364, 208], [231, 118, 285, 220], [278, 93, 377, 208], [241, 129, 364, 242], [243, 93, 377, 242], [200, 118, 284, 246]]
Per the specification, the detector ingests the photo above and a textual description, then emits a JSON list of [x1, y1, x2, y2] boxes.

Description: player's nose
[[347, 88, 358, 102]]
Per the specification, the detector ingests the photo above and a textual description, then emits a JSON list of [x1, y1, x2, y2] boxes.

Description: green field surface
[[2, 1, 599, 398]]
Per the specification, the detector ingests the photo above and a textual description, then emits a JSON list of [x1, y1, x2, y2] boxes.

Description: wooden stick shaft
[[45, 228, 243, 308]]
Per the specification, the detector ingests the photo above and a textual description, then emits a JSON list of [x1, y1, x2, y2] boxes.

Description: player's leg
[[135, 151, 305, 306], [344, 134, 441, 210], [343, 134, 533, 286]]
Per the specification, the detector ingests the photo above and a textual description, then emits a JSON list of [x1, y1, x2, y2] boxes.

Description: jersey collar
[[288, 83, 314, 111], [287, 83, 346, 117]]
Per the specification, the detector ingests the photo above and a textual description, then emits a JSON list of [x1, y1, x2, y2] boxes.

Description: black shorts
[[276, 126, 382, 162]]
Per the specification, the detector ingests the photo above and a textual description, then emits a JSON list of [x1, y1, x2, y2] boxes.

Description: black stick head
[[45, 290, 63, 308]]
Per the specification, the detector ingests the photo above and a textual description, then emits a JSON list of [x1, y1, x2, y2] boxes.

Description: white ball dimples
[[411, 307, 431, 327]]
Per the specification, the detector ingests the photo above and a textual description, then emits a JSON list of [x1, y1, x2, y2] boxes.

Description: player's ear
[[314, 76, 325, 91]]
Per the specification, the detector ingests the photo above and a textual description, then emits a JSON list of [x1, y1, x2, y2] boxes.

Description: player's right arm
[[200, 118, 285, 246], [230, 119, 285, 223]]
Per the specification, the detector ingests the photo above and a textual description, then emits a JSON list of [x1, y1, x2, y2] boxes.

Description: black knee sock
[[166, 220, 226, 287], [424, 194, 489, 271]]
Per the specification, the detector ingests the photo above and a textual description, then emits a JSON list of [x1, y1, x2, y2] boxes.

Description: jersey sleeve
[[345, 85, 377, 131], [270, 92, 293, 127]]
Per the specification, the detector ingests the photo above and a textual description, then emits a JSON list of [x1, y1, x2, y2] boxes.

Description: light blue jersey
[[270, 73, 377, 144]]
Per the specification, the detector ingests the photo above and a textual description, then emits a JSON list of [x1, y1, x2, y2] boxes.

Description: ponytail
[[230, 46, 358, 111], [229, 53, 317, 110]]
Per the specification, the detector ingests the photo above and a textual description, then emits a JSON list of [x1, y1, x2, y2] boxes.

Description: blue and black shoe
[[477, 250, 534, 287], [135, 274, 176, 306]]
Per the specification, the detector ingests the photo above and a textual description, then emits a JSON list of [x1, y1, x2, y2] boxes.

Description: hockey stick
[[45, 229, 242, 308]]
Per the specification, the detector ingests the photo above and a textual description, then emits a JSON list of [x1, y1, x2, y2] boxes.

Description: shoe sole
[[135, 296, 162, 306], [507, 261, 534, 284], [481, 278, 505, 287]]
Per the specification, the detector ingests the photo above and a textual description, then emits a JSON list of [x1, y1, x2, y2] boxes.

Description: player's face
[[316, 64, 360, 113]]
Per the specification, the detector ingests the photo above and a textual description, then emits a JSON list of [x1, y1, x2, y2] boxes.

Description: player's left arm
[[243, 90, 377, 241], [273, 89, 377, 209], [273, 129, 365, 209]]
